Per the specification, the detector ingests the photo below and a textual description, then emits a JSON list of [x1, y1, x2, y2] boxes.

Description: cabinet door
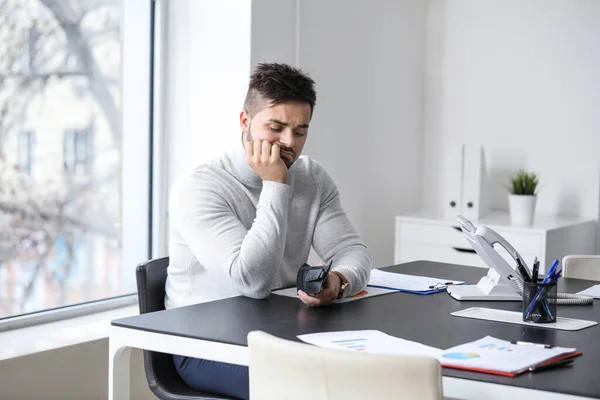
[[395, 219, 541, 270]]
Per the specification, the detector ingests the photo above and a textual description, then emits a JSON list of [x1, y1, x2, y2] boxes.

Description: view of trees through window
[[0, 0, 125, 318]]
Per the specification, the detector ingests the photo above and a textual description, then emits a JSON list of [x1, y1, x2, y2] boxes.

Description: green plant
[[509, 170, 539, 195]]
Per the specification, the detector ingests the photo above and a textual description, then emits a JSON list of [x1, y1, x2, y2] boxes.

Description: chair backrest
[[247, 331, 443, 400], [562, 255, 600, 281], [136, 257, 170, 314], [136, 257, 209, 399]]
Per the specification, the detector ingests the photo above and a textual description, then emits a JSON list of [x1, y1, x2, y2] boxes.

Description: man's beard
[[246, 125, 295, 169]]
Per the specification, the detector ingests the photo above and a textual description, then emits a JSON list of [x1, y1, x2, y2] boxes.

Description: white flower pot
[[509, 194, 537, 226]]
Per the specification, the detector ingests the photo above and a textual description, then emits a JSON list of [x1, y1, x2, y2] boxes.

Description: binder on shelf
[[461, 144, 487, 221], [443, 143, 464, 219]]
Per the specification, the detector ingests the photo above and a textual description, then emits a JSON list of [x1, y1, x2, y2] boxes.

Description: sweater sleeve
[[310, 163, 372, 296], [169, 174, 290, 299]]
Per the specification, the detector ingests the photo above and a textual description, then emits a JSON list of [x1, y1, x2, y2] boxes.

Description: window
[[17, 131, 35, 175], [63, 129, 90, 175], [0, 0, 154, 322]]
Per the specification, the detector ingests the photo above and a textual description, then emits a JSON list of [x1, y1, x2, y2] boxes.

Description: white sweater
[[165, 145, 372, 309]]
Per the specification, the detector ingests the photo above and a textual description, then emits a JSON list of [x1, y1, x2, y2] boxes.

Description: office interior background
[[0, 0, 598, 399]]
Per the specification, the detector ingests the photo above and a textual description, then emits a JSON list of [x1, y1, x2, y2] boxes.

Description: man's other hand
[[245, 140, 288, 184], [298, 272, 341, 307]]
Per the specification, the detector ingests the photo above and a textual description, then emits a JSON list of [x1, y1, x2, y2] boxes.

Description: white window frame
[[0, 0, 163, 331]]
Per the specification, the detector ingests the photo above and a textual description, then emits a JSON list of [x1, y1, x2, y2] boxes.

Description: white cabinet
[[395, 211, 598, 274]]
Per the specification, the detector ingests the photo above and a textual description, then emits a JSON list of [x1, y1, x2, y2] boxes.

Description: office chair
[[136, 257, 234, 400], [247, 330, 443, 400], [562, 255, 600, 280]]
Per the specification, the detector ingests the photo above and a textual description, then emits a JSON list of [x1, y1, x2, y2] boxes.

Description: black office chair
[[136, 257, 234, 400]]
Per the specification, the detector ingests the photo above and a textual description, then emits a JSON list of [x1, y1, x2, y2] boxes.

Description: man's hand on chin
[[245, 140, 288, 184], [298, 272, 341, 307]]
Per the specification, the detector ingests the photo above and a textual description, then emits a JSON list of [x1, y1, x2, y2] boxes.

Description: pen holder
[[522, 281, 557, 323]]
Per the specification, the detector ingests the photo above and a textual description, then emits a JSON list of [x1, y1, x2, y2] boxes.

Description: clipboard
[[367, 284, 449, 295]]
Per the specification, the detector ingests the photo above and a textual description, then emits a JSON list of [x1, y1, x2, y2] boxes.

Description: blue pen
[[525, 260, 559, 318], [541, 268, 561, 316], [542, 260, 559, 284]]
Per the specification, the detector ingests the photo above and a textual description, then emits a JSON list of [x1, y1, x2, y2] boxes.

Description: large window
[[0, 0, 153, 320]]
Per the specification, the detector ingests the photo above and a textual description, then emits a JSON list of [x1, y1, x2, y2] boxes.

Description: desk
[[110, 261, 600, 400]]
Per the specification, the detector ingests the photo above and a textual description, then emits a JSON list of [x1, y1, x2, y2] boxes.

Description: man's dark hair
[[243, 63, 316, 117]]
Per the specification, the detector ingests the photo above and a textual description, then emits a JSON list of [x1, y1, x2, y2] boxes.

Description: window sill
[[0, 305, 139, 362]]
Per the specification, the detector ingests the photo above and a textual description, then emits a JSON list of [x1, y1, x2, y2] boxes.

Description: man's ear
[[239, 110, 250, 132]]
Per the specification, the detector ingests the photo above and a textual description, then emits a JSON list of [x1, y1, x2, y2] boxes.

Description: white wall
[[0, 340, 152, 400], [251, 0, 298, 67], [298, 0, 428, 267], [167, 0, 252, 188], [423, 0, 600, 221]]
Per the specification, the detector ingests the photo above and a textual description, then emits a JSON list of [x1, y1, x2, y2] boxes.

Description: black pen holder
[[522, 281, 558, 323]]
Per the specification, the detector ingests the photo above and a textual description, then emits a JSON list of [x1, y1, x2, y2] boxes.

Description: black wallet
[[296, 261, 332, 295]]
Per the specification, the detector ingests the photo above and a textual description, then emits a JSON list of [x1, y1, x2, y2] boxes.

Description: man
[[165, 63, 372, 399]]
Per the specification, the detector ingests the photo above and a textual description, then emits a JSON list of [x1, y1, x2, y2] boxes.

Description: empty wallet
[[296, 261, 332, 295]]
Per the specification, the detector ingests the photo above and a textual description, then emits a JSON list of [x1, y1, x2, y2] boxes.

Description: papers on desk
[[298, 331, 581, 378], [272, 286, 398, 303], [297, 330, 443, 358], [576, 284, 600, 299], [368, 269, 464, 294], [439, 336, 581, 377], [273, 269, 465, 302]]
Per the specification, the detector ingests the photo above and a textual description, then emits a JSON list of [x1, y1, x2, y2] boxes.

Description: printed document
[[272, 286, 398, 303], [297, 330, 442, 358], [577, 284, 600, 299], [368, 269, 464, 291]]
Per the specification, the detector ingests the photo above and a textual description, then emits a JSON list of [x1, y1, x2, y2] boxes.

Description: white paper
[[368, 269, 464, 292], [272, 286, 398, 303], [439, 335, 577, 374], [576, 284, 600, 299], [298, 331, 578, 375], [297, 330, 442, 358]]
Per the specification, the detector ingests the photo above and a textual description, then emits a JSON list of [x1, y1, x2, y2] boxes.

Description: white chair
[[247, 330, 442, 400], [562, 255, 600, 280]]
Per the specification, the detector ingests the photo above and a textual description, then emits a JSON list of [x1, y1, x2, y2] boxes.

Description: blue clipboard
[[367, 283, 467, 295]]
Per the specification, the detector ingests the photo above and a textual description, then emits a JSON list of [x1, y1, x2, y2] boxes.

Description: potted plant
[[508, 170, 539, 226]]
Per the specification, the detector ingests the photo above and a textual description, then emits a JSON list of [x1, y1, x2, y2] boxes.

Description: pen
[[516, 256, 532, 282], [429, 282, 454, 289], [529, 358, 574, 373], [510, 340, 554, 349], [532, 257, 539, 282]]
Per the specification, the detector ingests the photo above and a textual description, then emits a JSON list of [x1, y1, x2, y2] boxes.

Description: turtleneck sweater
[[165, 145, 372, 309]]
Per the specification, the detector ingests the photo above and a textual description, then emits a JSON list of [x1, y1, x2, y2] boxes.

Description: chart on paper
[[298, 330, 442, 358], [329, 337, 367, 351]]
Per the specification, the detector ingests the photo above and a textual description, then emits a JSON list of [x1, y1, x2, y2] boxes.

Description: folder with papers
[[298, 331, 581, 378], [439, 336, 581, 377], [368, 269, 464, 294]]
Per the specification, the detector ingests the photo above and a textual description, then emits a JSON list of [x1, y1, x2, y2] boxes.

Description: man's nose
[[279, 129, 295, 148]]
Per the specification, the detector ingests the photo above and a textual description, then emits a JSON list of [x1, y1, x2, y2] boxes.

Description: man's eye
[[269, 127, 283, 132], [294, 132, 306, 137]]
